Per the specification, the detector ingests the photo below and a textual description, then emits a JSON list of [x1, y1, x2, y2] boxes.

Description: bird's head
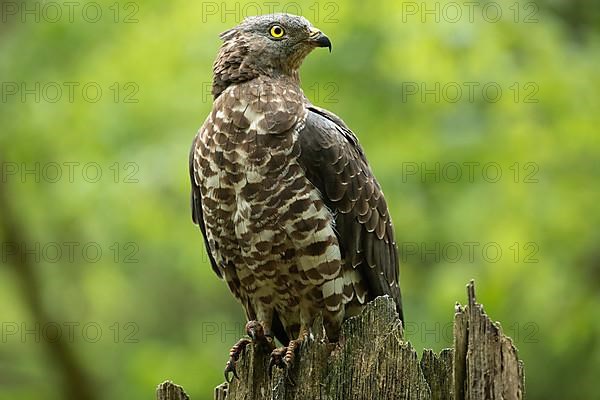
[[212, 13, 331, 97]]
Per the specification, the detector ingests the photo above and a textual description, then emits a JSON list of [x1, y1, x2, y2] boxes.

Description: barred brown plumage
[[189, 13, 402, 380]]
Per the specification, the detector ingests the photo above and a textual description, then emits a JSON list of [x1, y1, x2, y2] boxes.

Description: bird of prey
[[189, 13, 402, 380]]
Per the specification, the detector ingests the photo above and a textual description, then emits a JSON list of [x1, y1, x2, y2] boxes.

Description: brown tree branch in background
[[0, 172, 97, 400]]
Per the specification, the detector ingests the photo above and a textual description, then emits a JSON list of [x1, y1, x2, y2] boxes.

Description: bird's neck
[[212, 66, 301, 99], [211, 42, 301, 98]]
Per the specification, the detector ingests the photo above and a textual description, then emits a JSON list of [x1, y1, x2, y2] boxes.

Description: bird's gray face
[[218, 13, 331, 76]]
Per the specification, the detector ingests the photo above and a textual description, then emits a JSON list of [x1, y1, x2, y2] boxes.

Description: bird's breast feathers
[[194, 78, 351, 307]]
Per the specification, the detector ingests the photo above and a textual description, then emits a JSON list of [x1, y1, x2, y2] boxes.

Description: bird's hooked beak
[[308, 26, 332, 52]]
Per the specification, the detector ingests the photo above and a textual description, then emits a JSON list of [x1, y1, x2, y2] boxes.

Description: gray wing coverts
[[297, 106, 403, 322]]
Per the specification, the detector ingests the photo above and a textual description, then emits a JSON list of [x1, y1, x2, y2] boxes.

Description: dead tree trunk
[[156, 281, 524, 400]]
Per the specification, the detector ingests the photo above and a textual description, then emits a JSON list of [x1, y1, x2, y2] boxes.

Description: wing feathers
[[297, 106, 403, 322], [189, 135, 222, 278]]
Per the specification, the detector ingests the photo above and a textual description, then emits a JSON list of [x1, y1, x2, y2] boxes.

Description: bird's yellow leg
[[224, 320, 272, 382], [269, 323, 310, 377], [284, 325, 310, 365]]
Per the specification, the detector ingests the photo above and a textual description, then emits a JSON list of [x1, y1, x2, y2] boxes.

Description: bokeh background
[[1, 0, 599, 399]]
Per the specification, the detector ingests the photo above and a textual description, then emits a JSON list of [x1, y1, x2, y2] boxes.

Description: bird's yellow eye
[[269, 25, 285, 38]]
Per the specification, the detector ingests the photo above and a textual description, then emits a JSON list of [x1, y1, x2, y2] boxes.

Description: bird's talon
[[269, 346, 287, 376], [224, 358, 239, 382], [223, 333, 254, 382]]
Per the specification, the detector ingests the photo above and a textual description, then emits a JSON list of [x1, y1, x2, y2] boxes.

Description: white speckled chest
[[192, 76, 348, 338]]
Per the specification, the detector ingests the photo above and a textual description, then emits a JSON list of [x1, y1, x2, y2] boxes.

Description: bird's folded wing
[[189, 135, 222, 278], [297, 105, 403, 321]]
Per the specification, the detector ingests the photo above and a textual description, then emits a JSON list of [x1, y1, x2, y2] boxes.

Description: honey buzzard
[[189, 13, 403, 379]]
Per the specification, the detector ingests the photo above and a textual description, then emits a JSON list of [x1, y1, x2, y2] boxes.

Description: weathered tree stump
[[156, 381, 189, 400], [156, 280, 524, 400]]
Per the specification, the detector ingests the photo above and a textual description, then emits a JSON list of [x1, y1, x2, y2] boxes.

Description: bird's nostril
[[309, 27, 321, 38]]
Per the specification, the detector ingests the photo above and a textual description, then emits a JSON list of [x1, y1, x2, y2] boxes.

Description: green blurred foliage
[[0, 0, 599, 398]]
